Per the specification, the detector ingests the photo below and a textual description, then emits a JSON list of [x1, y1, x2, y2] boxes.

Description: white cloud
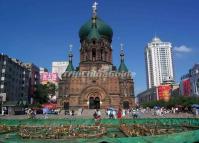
[[174, 45, 192, 53]]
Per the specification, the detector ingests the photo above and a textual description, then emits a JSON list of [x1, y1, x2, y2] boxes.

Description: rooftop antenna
[[154, 32, 159, 40]]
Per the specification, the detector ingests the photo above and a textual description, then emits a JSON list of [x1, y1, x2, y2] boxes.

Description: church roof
[[66, 61, 74, 72], [87, 26, 101, 40], [118, 44, 128, 72], [66, 48, 75, 72], [79, 17, 113, 41], [118, 61, 128, 72]]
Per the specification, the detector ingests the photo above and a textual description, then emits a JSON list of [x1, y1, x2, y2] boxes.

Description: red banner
[[182, 79, 191, 96], [157, 85, 171, 101]]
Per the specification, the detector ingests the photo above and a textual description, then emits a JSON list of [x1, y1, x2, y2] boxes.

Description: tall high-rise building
[[145, 37, 174, 89], [52, 61, 69, 79]]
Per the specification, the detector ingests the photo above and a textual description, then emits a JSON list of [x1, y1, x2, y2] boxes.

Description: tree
[[46, 82, 57, 96], [141, 96, 199, 109], [33, 84, 49, 105], [33, 82, 57, 105]]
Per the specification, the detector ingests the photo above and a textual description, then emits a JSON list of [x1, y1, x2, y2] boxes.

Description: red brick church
[[58, 2, 135, 109]]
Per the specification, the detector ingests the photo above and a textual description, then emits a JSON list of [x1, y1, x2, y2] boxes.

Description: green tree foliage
[[46, 82, 57, 96], [141, 96, 199, 108], [33, 82, 57, 105], [33, 84, 49, 105]]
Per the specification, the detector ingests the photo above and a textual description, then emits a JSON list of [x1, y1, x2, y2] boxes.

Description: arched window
[[100, 49, 103, 60], [89, 97, 94, 109], [105, 51, 107, 62], [92, 48, 96, 61], [85, 50, 88, 60], [123, 101, 129, 109], [95, 97, 100, 109]]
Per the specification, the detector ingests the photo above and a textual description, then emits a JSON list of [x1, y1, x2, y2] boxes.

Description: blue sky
[[0, 0, 199, 94]]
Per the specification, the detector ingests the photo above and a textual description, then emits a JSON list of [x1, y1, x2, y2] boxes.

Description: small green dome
[[79, 17, 113, 41], [66, 61, 74, 72], [118, 61, 128, 72]]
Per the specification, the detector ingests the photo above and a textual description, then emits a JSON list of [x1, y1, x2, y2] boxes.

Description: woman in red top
[[117, 108, 122, 119]]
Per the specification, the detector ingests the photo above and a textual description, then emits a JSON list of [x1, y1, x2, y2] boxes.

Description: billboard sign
[[157, 85, 171, 101], [40, 72, 59, 83], [182, 78, 191, 96]]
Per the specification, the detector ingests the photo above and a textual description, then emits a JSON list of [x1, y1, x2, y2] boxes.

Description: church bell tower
[[78, 2, 113, 71]]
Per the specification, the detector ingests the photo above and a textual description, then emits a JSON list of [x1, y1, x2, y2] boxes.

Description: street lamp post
[[0, 93, 6, 115], [0, 96, 3, 115]]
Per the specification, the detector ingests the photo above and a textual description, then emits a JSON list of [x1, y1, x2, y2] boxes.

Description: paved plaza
[[0, 109, 197, 120]]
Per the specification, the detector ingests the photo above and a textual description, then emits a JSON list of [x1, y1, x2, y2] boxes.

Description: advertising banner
[[182, 78, 191, 96], [40, 72, 59, 84], [157, 84, 171, 101]]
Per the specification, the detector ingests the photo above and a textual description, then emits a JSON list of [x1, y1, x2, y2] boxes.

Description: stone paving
[[0, 109, 198, 120]]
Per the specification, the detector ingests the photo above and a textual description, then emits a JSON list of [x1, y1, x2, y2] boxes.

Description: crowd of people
[[92, 108, 139, 120], [22, 105, 199, 120], [137, 106, 198, 117]]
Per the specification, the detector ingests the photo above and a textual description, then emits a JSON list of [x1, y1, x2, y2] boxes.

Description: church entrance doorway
[[64, 102, 69, 115], [64, 102, 69, 110], [89, 97, 100, 109], [123, 101, 129, 109], [94, 97, 100, 109]]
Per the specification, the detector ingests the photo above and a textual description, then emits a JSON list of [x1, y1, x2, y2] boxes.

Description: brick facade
[[59, 71, 134, 109], [58, 11, 135, 109]]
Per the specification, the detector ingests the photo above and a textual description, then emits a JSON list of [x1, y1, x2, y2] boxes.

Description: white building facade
[[145, 37, 174, 89], [52, 61, 69, 79]]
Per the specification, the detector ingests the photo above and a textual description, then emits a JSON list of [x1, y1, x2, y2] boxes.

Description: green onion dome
[[79, 17, 113, 41]]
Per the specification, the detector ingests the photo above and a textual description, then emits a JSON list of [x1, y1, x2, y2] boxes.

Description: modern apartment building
[[23, 63, 40, 103], [145, 37, 174, 89], [0, 54, 30, 102]]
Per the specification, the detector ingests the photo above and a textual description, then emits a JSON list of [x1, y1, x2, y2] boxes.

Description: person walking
[[117, 108, 122, 119], [93, 109, 101, 121]]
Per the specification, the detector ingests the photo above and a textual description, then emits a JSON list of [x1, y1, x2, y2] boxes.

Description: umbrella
[[42, 108, 49, 114], [154, 106, 160, 109], [42, 103, 57, 109], [191, 104, 199, 108]]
